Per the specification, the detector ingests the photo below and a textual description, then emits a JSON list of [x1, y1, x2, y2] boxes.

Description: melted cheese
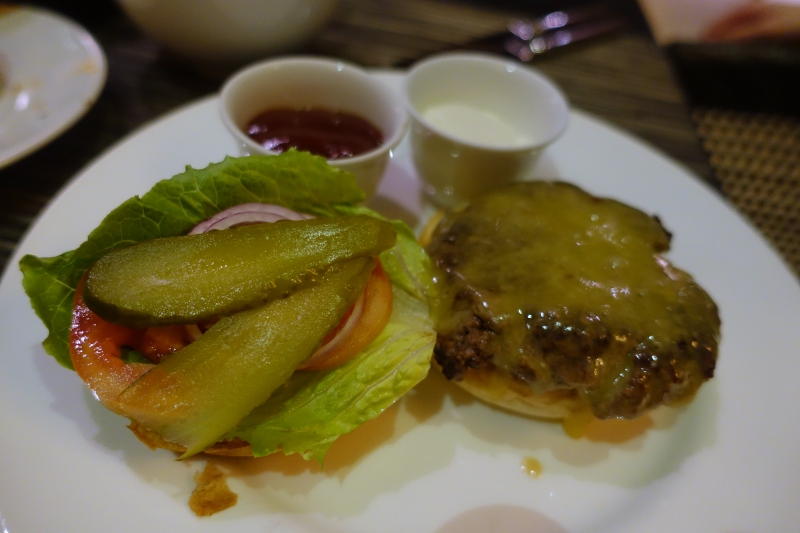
[[428, 181, 720, 417]]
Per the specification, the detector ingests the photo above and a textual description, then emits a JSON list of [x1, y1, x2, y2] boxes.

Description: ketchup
[[246, 108, 383, 159]]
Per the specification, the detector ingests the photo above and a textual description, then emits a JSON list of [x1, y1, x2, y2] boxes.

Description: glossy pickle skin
[[427, 181, 720, 419], [119, 258, 376, 458], [81, 215, 397, 456], [20, 153, 438, 463], [83, 215, 396, 328]]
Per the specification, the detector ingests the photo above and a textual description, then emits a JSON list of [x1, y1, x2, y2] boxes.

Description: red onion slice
[[297, 290, 366, 370], [186, 202, 359, 367], [184, 324, 203, 342], [189, 203, 314, 234]]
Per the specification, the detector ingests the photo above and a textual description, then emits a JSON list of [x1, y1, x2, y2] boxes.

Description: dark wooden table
[[0, 0, 725, 276]]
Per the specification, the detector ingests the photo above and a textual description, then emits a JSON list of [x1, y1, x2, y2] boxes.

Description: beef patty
[[426, 181, 720, 419]]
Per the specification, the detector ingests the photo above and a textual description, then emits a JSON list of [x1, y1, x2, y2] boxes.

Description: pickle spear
[[84, 216, 395, 328], [118, 257, 375, 458]]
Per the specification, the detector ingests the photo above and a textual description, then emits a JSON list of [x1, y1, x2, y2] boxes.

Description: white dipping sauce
[[421, 103, 526, 147]]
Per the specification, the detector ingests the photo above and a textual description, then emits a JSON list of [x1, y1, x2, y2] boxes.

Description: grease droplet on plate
[[521, 457, 542, 478]]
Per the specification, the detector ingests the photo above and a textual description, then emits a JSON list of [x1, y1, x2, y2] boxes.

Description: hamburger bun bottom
[[128, 422, 254, 457], [440, 362, 587, 420], [422, 212, 588, 422]]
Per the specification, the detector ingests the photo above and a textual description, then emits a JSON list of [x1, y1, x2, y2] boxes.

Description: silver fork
[[396, 2, 628, 67]]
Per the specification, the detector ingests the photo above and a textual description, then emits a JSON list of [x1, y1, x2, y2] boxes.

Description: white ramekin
[[405, 52, 569, 208], [220, 57, 408, 198]]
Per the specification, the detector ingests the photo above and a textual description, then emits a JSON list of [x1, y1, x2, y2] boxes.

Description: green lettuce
[[19, 152, 436, 462]]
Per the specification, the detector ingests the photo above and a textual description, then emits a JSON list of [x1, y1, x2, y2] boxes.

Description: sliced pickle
[[117, 257, 374, 458], [84, 216, 395, 327]]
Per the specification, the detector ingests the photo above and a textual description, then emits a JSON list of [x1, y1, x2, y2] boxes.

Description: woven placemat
[[692, 108, 800, 279]]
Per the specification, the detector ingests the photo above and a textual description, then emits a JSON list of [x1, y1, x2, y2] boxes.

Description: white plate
[[0, 6, 106, 169], [1, 71, 798, 533]]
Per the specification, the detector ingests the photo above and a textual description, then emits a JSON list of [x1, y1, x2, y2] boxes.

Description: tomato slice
[[70, 276, 199, 406], [298, 261, 393, 371], [70, 259, 392, 412], [70, 277, 150, 413], [137, 326, 194, 363]]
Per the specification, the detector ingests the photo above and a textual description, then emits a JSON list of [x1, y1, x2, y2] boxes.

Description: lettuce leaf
[[19, 152, 436, 462], [230, 289, 434, 462], [20, 152, 366, 369]]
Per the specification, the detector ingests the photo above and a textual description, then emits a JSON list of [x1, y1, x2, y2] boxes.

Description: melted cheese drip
[[562, 407, 595, 439]]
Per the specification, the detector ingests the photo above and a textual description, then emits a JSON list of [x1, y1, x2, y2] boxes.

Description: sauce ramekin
[[220, 57, 408, 198], [405, 52, 569, 208]]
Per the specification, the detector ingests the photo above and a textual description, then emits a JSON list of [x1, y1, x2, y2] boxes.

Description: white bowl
[[405, 52, 569, 208], [220, 57, 408, 198], [116, 0, 339, 64]]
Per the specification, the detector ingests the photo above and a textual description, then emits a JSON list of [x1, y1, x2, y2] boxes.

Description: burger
[[424, 181, 720, 421], [20, 152, 436, 461]]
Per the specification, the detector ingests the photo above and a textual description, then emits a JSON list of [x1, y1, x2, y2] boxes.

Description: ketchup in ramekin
[[246, 108, 384, 160]]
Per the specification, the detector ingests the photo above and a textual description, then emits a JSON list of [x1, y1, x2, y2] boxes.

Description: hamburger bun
[[421, 182, 719, 421]]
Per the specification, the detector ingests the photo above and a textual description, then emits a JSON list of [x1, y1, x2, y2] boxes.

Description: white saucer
[[0, 6, 106, 169]]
